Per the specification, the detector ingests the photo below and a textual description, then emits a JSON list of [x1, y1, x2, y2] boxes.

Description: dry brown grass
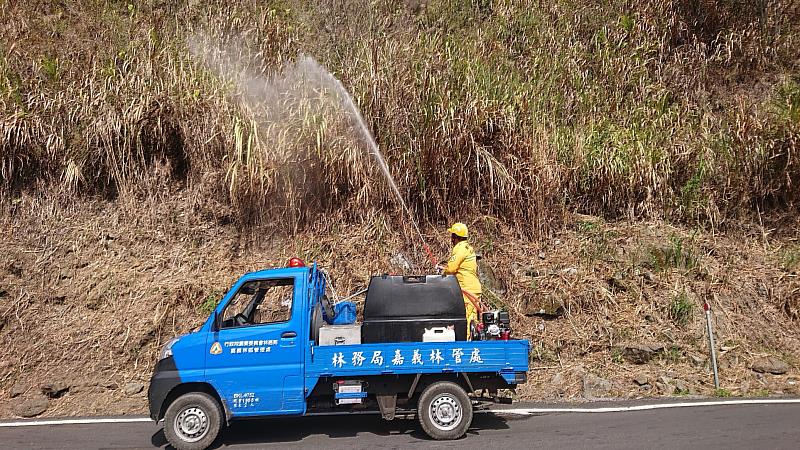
[[0, 1, 798, 232], [0, 198, 798, 417], [1, 0, 799, 417]]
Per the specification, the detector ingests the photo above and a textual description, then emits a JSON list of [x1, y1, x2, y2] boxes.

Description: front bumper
[[147, 356, 181, 421]]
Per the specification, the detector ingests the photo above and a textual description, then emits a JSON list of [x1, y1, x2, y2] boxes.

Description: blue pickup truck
[[148, 262, 529, 450]]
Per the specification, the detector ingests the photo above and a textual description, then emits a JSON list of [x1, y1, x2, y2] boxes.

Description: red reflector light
[[287, 257, 305, 268]]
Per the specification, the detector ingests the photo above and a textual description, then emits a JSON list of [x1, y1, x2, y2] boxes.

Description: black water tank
[[361, 275, 467, 343]]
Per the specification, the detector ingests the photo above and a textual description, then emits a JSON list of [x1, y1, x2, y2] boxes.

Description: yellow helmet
[[447, 222, 469, 238]]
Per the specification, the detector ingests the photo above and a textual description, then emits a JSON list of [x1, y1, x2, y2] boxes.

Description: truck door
[[205, 274, 305, 416]]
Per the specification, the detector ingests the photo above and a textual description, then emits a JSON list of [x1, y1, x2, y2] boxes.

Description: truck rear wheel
[[163, 392, 223, 450], [417, 381, 473, 440]]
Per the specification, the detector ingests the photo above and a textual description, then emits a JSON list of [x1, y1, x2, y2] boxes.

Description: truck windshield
[[220, 278, 294, 328]]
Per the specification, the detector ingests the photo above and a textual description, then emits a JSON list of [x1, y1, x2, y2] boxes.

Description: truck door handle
[[281, 331, 297, 338]]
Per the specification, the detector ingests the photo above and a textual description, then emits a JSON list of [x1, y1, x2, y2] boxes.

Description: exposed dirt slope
[[0, 197, 798, 418]]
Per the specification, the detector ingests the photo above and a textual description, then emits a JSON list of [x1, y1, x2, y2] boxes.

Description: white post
[[704, 301, 720, 389]]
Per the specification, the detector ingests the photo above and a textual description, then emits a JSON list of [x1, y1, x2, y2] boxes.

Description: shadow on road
[[151, 413, 511, 448]]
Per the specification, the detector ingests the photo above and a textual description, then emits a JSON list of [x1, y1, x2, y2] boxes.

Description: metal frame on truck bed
[[148, 263, 529, 450]]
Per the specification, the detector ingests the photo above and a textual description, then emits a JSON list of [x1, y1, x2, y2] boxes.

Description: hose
[[461, 289, 487, 315], [339, 288, 368, 303]]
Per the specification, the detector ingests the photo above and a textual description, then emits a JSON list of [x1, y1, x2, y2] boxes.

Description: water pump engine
[[474, 310, 511, 340]]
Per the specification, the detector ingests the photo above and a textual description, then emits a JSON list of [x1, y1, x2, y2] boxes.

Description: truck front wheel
[[417, 381, 473, 440], [163, 392, 223, 450]]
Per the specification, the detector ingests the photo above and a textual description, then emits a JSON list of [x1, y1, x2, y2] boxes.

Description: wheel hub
[[430, 394, 462, 431], [175, 406, 209, 443]]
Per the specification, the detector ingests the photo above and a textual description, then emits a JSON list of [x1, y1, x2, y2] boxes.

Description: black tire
[[321, 295, 336, 323], [417, 381, 473, 440], [163, 392, 223, 450], [311, 302, 324, 343]]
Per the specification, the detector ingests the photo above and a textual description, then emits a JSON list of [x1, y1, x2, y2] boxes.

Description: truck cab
[[148, 262, 529, 450]]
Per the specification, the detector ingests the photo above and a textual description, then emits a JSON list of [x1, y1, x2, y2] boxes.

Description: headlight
[[159, 337, 179, 360]]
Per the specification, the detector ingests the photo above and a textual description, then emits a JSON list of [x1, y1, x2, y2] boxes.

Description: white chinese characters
[[224, 339, 277, 355], [469, 348, 483, 363], [232, 392, 260, 408], [352, 351, 366, 366], [329, 348, 485, 368], [392, 349, 404, 365]]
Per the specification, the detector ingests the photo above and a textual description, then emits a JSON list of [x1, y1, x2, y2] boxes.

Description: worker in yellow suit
[[437, 222, 481, 339]]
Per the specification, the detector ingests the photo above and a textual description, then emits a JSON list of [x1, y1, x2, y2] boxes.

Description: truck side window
[[220, 278, 294, 328]]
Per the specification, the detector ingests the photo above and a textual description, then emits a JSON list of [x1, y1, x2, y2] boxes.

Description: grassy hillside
[[2, 0, 798, 231], [1, 0, 799, 418]]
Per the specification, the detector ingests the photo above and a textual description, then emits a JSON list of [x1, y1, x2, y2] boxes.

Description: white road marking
[[486, 399, 800, 415], [0, 417, 151, 427], [1, 399, 798, 427]]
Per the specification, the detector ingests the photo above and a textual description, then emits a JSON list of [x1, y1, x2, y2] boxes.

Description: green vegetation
[[668, 291, 695, 328], [648, 235, 698, 272], [781, 245, 800, 272], [199, 290, 222, 315], [750, 388, 770, 397], [577, 219, 616, 261], [611, 347, 624, 364], [664, 345, 683, 362], [1, 1, 798, 230], [577, 220, 600, 234], [714, 388, 732, 398]]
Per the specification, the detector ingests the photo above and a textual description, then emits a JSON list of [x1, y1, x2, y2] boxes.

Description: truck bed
[[306, 339, 529, 383]]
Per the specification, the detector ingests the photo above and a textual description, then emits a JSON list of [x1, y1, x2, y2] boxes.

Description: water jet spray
[[314, 61, 438, 270], [189, 41, 436, 269]]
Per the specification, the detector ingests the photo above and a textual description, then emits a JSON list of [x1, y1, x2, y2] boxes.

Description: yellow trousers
[[463, 293, 480, 340]]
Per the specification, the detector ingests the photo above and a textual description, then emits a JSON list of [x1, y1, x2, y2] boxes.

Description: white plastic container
[[319, 324, 362, 346], [422, 327, 456, 342]]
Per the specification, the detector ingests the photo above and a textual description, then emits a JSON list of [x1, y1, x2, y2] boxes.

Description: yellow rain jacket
[[445, 241, 482, 296], [445, 240, 481, 337]]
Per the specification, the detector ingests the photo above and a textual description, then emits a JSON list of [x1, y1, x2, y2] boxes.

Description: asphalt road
[[2, 400, 799, 450]]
